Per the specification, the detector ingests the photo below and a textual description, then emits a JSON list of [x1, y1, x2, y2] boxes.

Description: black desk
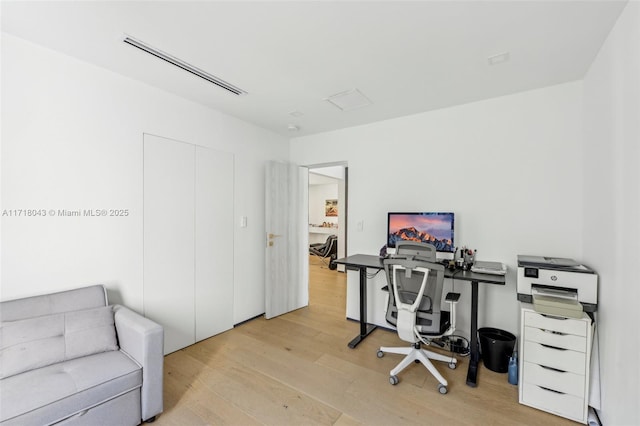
[[333, 255, 386, 349], [333, 254, 505, 388]]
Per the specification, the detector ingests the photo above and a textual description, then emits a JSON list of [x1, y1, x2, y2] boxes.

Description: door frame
[[307, 162, 348, 272]]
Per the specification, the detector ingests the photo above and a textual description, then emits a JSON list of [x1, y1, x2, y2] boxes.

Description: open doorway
[[307, 164, 348, 305]]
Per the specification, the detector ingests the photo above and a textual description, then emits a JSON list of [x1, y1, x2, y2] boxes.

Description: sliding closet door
[[195, 146, 233, 341], [143, 134, 195, 354]]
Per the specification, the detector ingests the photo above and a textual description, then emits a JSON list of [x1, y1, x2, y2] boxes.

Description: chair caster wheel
[[377, 350, 384, 358], [438, 384, 448, 394], [448, 361, 457, 369], [389, 375, 399, 385]]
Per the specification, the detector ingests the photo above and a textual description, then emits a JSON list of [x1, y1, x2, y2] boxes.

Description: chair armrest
[[113, 304, 164, 422], [444, 293, 460, 334]]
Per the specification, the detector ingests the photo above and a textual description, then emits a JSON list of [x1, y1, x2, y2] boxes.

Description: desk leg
[[466, 280, 480, 387], [348, 266, 377, 348]]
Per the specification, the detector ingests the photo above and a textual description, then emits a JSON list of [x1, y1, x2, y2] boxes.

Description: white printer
[[517, 255, 597, 313]]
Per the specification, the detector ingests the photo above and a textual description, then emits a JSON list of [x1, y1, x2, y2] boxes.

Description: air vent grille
[[122, 35, 247, 96]]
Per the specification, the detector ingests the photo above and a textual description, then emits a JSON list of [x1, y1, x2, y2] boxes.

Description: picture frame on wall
[[325, 199, 338, 217]]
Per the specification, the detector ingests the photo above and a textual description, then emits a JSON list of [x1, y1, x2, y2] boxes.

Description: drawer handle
[[540, 343, 567, 351], [541, 313, 568, 320], [541, 328, 566, 336], [540, 364, 567, 373], [538, 385, 566, 395]]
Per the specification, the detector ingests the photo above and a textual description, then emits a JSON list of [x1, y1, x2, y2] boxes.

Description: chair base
[[378, 344, 457, 388]]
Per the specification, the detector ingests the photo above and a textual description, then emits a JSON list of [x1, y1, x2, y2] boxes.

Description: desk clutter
[[447, 246, 507, 275]]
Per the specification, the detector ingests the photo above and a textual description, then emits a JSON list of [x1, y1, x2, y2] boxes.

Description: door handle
[[266, 233, 282, 247]]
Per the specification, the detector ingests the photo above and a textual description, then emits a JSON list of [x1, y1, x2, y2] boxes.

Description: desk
[[333, 255, 387, 348], [333, 254, 505, 388]]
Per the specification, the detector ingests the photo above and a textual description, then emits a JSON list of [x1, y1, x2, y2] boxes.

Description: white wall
[[582, 2, 640, 424], [0, 34, 289, 324], [292, 81, 584, 338]]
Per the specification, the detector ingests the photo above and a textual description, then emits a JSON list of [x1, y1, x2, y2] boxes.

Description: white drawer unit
[[519, 305, 594, 424]]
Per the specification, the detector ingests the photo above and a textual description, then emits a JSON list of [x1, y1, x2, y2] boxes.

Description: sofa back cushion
[[1, 285, 108, 322], [0, 313, 65, 378], [0, 306, 118, 379], [65, 306, 119, 359]]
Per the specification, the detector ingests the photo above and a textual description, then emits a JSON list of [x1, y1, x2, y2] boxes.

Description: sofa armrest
[[113, 304, 164, 422]]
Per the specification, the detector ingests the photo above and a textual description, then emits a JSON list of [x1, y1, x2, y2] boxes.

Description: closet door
[[144, 135, 234, 354], [143, 134, 195, 354], [195, 146, 234, 341]]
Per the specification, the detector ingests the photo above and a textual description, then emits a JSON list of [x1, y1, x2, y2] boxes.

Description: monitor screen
[[387, 212, 455, 255]]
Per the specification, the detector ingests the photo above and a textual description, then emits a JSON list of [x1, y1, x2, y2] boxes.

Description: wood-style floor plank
[[157, 256, 574, 425]]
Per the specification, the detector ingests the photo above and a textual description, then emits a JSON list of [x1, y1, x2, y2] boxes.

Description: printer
[[517, 255, 597, 315]]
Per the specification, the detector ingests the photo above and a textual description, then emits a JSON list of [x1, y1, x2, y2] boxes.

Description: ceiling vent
[[324, 89, 372, 111], [122, 35, 247, 96]]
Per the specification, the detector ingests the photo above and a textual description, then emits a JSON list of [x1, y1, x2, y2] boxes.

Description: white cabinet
[[519, 305, 594, 424], [143, 134, 234, 354]]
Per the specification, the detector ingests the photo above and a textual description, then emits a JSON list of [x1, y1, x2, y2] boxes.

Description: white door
[[265, 161, 309, 319]]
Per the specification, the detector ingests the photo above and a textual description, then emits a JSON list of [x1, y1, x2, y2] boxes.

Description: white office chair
[[377, 242, 460, 394]]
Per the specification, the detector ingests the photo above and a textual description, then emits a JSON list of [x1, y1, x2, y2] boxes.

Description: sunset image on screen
[[387, 213, 454, 251]]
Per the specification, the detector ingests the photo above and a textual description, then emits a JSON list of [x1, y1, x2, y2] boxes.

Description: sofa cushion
[[0, 313, 66, 378], [0, 350, 142, 424], [0, 306, 118, 379], [64, 305, 118, 360], [0, 285, 107, 322]]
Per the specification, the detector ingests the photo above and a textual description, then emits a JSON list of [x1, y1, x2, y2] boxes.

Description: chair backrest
[[326, 235, 338, 256], [383, 243, 446, 335], [395, 241, 437, 261], [310, 234, 337, 257]]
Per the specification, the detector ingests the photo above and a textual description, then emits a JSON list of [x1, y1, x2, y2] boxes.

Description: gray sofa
[[0, 285, 164, 425]]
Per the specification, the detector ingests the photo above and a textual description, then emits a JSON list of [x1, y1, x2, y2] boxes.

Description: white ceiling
[[1, 1, 628, 137]]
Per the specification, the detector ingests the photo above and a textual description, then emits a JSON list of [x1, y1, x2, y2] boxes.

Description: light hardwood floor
[[156, 256, 574, 425]]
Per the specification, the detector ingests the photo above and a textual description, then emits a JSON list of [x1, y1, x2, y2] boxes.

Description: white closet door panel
[[144, 134, 195, 354], [195, 146, 234, 341]]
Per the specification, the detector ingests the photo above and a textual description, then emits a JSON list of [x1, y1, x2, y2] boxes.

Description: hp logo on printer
[[551, 275, 558, 281]]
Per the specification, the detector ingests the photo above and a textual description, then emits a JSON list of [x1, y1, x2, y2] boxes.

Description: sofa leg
[[144, 416, 156, 423]]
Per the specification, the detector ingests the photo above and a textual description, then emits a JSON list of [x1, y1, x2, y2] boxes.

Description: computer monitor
[[387, 212, 455, 260]]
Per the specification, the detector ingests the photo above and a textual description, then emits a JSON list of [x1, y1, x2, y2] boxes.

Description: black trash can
[[478, 327, 516, 373]]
